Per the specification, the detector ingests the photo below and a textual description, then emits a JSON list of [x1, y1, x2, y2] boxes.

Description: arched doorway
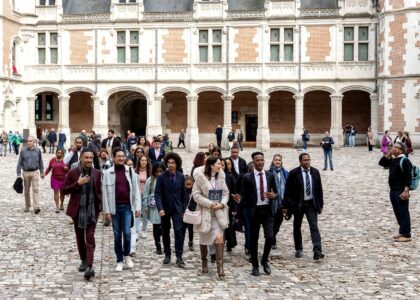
[[35, 92, 59, 130], [197, 91, 223, 146], [269, 91, 295, 144], [108, 91, 147, 137], [342, 90, 371, 143], [162, 91, 187, 139], [69, 91, 93, 135], [304, 91, 331, 134], [232, 91, 258, 142]]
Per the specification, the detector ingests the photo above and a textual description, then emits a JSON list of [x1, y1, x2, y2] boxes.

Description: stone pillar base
[[186, 126, 199, 152], [146, 125, 163, 140], [257, 128, 270, 151], [222, 126, 232, 150], [330, 128, 343, 149], [294, 127, 304, 146]]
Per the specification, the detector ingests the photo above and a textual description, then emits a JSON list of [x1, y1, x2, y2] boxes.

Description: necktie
[[170, 173, 175, 187], [304, 169, 311, 196], [259, 172, 265, 202], [108, 139, 111, 147]]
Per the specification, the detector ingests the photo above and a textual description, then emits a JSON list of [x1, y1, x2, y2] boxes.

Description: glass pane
[[117, 31, 126, 45], [199, 46, 208, 62], [213, 46, 221, 62], [119, 0, 126, 3], [358, 27, 368, 41], [130, 47, 138, 63], [35, 98, 41, 120], [38, 48, 46, 64], [270, 29, 280, 42], [284, 28, 293, 42], [344, 44, 354, 61], [344, 27, 354, 41], [199, 30, 208, 43], [50, 32, 58, 45], [38, 33, 46, 46], [284, 45, 293, 61], [213, 30, 222, 43], [129, 0, 136, 2], [358, 43, 368, 61], [270, 45, 279, 61], [130, 31, 138, 44], [50, 48, 58, 64], [40, 0, 46, 5], [46, 95, 53, 120], [117, 47, 126, 63], [49, 0, 55, 5]]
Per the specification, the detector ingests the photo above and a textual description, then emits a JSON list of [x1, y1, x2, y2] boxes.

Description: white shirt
[[301, 167, 313, 201], [232, 158, 240, 174], [254, 169, 269, 206], [63, 149, 81, 165], [107, 138, 114, 147]]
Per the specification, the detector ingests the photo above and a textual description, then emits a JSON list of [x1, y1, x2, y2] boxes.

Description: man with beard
[[63, 148, 102, 280], [64, 137, 84, 168]]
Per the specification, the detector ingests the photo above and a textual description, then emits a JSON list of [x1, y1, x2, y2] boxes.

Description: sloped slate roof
[[227, 0, 265, 10], [63, 0, 111, 14], [143, 0, 194, 13], [300, 0, 339, 9]]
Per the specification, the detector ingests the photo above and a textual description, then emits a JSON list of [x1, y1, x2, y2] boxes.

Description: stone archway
[[342, 90, 371, 144], [197, 91, 224, 146], [232, 91, 258, 142], [304, 91, 331, 134], [269, 91, 295, 145], [162, 91, 187, 138], [35, 91, 59, 130]]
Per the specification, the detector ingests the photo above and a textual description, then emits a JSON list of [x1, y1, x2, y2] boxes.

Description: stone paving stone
[[0, 147, 419, 298]]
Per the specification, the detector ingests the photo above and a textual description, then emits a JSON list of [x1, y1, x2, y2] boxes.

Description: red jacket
[[63, 167, 102, 218]]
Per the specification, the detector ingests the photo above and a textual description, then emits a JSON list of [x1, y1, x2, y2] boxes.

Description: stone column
[[58, 95, 70, 137], [293, 93, 304, 144], [27, 96, 37, 136], [370, 93, 379, 143], [147, 94, 164, 138], [222, 94, 234, 150], [186, 94, 199, 151], [92, 95, 108, 137], [330, 94, 344, 147], [256, 94, 270, 151]]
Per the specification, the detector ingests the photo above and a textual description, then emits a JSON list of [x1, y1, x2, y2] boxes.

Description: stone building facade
[[0, 0, 419, 150]]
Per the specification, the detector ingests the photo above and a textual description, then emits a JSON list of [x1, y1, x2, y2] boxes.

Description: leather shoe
[[163, 256, 171, 264], [261, 262, 271, 275], [251, 267, 260, 276], [295, 250, 303, 258], [78, 260, 87, 272], [313, 253, 325, 260], [84, 267, 95, 280], [176, 257, 186, 268], [34, 208, 41, 214], [271, 244, 277, 250]]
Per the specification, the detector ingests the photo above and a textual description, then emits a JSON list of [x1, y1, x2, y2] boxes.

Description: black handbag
[[13, 177, 23, 194]]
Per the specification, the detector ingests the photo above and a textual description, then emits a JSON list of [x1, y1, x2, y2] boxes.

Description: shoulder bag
[[183, 195, 201, 225]]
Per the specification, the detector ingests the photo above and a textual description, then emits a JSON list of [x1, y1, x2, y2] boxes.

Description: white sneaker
[[125, 256, 134, 269], [141, 231, 147, 239], [115, 262, 124, 272]]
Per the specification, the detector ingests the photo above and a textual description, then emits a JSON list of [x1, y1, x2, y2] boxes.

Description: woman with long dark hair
[[43, 148, 68, 212], [192, 156, 229, 279], [190, 152, 206, 177]]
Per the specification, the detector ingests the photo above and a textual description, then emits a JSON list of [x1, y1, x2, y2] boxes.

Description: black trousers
[[390, 189, 411, 237], [153, 224, 162, 247], [216, 138, 221, 147], [161, 212, 184, 258], [272, 209, 284, 245], [250, 205, 274, 268], [182, 222, 193, 243], [293, 201, 322, 254], [177, 139, 185, 148]]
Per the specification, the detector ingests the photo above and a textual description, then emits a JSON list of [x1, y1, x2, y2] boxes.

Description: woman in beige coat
[[192, 156, 229, 279]]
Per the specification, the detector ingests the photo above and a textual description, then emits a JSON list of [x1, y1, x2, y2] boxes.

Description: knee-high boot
[[200, 245, 208, 273], [215, 243, 225, 279]]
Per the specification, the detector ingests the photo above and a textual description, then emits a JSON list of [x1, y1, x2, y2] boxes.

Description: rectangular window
[[39, 0, 46, 5], [199, 30, 208, 43], [130, 47, 139, 63], [213, 46, 221, 62], [358, 27, 368, 41], [213, 30, 222, 43], [38, 48, 46, 64], [344, 27, 354, 61], [117, 31, 126, 45], [358, 43, 368, 61], [130, 31, 138, 44], [199, 46, 208, 63], [270, 27, 294, 62], [49, 0, 56, 5], [117, 30, 139, 63], [117, 47, 125, 63], [284, 28, 294, 42], [38, 33, 46, 46], [344, 44, 354, 61], [35, 97, 41, 121], [198, 29, 222, 63], [50, 33, 58, 45], [344, 26, 369, 61], [45, 95, 53, 121], [270, 45, 279, 62], [344, 27, 354, 41], [284, 45, 293, 61], [50, 48, 58, 64]]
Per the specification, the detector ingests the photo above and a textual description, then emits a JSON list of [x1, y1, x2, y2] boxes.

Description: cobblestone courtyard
[[0, 147, 419, 299]]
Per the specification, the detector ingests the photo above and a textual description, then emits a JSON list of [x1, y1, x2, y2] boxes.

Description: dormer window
[[39, 0, 56, 5]]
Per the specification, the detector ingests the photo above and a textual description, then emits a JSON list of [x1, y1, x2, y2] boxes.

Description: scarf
[[78, 166, 96, 229], [273, 168, 286, 210]]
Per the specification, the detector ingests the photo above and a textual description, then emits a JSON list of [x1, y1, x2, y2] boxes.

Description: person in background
[[320, 131, 334, 171], [148, 137, 165, 166], [144, 162, 166, 255], [101, 129, 122, 158], [182, 175, 195, 251], [47, 128, 57, 154], [381, 130, 393, 156], [227, 130, 235, 150], [236, 129, 244, 151], [8, 130, 14, 154], [178, 129, 186, 149], [58, 129, 67, 150], [301, 128, 310, 151], [64, 137, 84, 168], [136, 155, 151, 242], [343, 123, 350, 147], [215, 125, 223, 148], [79, 130, 88, 148], [404, 132, 413, 156], [127, 132, 137, 151], [132, 147, 144, 170], [349, 124, 357, 147], [136, 136, 149, 157], [394, 131, 405, 145], [0, 130, 8, 156], [12, 131, 22, 155], [43, 148, 68, 212], [98, 149, 113, 172], [190, 152, 206, 177], [367, 127, 374, 152]]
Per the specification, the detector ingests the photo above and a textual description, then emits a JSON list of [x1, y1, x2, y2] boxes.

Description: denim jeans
[[390, 190, 411, 237], [349, 135, 355, 147], [303, 140, 308, 151], [323, 149, 333, 170], [112, 204, 133, 263]]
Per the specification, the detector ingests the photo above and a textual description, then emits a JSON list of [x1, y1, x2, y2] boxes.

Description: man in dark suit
[[284, 153, 325, 260], [148, 137, 165, 165], [101, 129, 121, 156], [241, 152, 278, 276], [62, 148, 102, 280], [215, 125, 223, 147], [155, 152, 187, 268]]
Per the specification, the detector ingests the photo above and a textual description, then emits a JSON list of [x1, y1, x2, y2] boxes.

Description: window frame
[[198, 28, 223, 63], [37, 32, 58, 65], [116, 30, 140, 64], [343, 25, 370, 62], [269, 27, 295, 62]]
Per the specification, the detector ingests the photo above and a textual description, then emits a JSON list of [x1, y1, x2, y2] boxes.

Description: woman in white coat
[[192, 156, 229, 279]]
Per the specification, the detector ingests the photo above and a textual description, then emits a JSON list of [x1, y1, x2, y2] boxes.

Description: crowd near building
[[0, 0, 419, 150]]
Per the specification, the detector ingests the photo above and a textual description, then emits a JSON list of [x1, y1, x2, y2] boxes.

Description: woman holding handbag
[[192, 156, 229, 279], [143, 162, 165, 255]]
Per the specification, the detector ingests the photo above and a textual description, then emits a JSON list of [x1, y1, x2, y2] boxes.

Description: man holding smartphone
[[379, 141, 413, 242]]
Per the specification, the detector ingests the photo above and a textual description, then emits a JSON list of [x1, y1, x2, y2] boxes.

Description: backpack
[[400, 157, 420, 191]]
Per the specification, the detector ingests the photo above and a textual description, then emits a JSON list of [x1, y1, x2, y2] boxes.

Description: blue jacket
[[155, 170, 187, 215], [48, 131, 57, 143], [58, 132, 66, 143]]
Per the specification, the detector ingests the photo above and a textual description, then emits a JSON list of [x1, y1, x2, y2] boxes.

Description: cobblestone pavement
[[0, 146, 419, 299]]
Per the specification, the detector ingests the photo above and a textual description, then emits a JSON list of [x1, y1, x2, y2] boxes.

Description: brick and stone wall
[[197, 92, 224, 133]]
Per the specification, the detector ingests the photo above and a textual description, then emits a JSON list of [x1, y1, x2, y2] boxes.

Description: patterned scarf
[[78, 166, 96, 229]]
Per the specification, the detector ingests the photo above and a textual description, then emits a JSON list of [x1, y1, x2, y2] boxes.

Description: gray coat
[[102, 165, 141, 215]]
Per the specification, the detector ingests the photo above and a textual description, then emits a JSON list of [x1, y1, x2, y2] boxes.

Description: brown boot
[[215, 243, 225, 279], [200, 245, 209, 273]]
